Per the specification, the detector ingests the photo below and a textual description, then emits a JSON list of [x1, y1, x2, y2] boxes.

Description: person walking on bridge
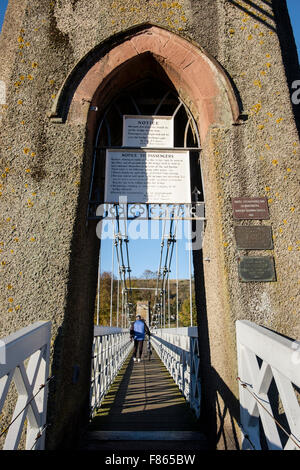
[[130, 315, 150, 362]]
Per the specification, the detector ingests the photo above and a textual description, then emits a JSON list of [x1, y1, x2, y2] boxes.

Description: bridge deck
[[82, 346, 207, 450]]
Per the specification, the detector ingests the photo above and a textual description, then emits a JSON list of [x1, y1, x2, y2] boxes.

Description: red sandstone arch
[[50, 25, 240, 143]]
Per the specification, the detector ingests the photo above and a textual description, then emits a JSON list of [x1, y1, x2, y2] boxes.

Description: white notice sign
[[105, 149, 191, 204], [123, 115, 173, 148]]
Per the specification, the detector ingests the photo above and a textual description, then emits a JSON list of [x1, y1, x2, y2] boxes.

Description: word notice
[[123, 115, 173, 148]]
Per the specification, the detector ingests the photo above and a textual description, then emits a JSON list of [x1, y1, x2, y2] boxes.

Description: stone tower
[[0, 0, 299, 449]]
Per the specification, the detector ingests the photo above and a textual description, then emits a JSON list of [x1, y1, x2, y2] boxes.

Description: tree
[[142, 269, 156, 279], [178, 296, 197, 327], [94, 271, 117, 326], [94, 271, 198, 328]]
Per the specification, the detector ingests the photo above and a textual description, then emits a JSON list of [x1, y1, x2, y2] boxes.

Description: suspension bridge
[[82, 208, 206, 450], [95, 202, 198, 330], [1, 314, 299, 450], [1, 214, 299, 450], [0, 82, 299, 452]]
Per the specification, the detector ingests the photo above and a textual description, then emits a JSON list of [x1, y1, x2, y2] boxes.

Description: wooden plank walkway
[[81, 346, 207, 450]]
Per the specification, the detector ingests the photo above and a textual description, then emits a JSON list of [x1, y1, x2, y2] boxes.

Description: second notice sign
[[104, 149, 191, 204]]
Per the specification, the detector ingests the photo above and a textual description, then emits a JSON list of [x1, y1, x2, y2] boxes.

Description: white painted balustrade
[[236, 320, 300, 450], [0, 321, 51, 450], [150, 327, 201, 418], [2, 319, 297, 451], [90, 326, 133, 415]]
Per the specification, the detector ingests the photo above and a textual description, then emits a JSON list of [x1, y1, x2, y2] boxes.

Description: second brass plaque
[[234, 226, 273, 250]]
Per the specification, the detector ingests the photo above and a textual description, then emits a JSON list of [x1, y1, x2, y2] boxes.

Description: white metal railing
[[151, 327, 201, 418], [90, 326, 133, 415], [236, 320, 300, 450], [0, 321, 51, 450]]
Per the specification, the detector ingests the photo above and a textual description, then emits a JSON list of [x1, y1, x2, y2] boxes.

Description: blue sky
[[99, 219, 195, 280], [287, 0, 300, 60], [0, 1, 299, 278], [0, 1, 8, 31]]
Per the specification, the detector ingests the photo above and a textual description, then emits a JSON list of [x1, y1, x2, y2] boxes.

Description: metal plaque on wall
[[232, 197, 269, 219], [238, 257, 276, 282], [234, 226, 273, 250]]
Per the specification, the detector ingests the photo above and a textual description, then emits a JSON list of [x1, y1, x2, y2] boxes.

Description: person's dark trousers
[[133, 339, 144, 358]]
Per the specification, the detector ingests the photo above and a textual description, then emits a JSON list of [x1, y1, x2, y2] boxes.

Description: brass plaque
[[238, 257, 276, 282], [232, 197, 269, 220], [234, 226, 273, 250]]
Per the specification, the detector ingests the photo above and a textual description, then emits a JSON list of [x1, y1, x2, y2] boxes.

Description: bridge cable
[[115, 211, 126, 284], [0, 376, 54, 441], [188, 220, 193, 326], [29, 423, 51, 450], [114, 226, 126, 292], [116, 205, 133, 297], [153, 211, 179, 327], [113, 205, 133, 325], [237, 377, 300, 449], [155, 216, 166, 293], [153, 215, 167, 327], [110, 223, 115, 327], [113, 226, 127, 327], [160, 217, 171, 327], [164, 218, 176, 328], [166, 217, 179, 328]]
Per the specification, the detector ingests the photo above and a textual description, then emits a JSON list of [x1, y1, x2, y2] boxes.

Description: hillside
[[94, 271, 196, 327]]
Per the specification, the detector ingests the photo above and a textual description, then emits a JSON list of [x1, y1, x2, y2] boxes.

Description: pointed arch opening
[[49, 25, 240, 143], [89, 73, 205, 330], [51, 24, 242, 333], [46, 25, 242, 446]]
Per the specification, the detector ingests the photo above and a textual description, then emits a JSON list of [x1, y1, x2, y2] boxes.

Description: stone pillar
[[0, 0, 298, 449]]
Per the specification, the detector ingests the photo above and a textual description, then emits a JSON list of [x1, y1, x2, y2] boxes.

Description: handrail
[[236, 320, 300, 450], [94, 326, 126, 336], [150, 327, 201, 418], [90, 326, 133, 415], [0, 321, 51, 450]]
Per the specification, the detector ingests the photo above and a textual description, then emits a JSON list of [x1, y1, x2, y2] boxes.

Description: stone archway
[[50, 24, 240, 143], [47, 24, 241, 449]]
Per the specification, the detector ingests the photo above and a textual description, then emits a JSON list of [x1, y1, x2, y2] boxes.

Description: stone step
[[81, 430, 208, 451]]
